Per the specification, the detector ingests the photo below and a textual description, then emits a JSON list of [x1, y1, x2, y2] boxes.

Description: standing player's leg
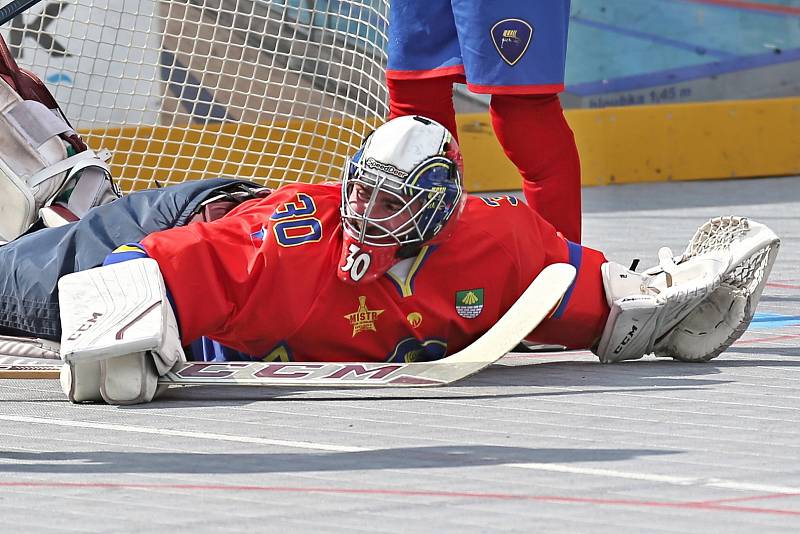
[[490, 93, 582, 243], [451, 0, 581, 242], [387, 75, 461, 144], [385, 0, 464, 140]]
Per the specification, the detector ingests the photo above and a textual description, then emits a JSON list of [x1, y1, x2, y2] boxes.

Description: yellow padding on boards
[[79, 118, 379, 192], [457, 96, 800, 190], [77, 98, 799, 192]]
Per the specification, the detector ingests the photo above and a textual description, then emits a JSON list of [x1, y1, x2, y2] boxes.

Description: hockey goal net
[[3, 0, 389, 192]]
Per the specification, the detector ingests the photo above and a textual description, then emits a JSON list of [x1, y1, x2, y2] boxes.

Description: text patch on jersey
[[490, 19, 533, 66], [344, 296, 384, 336], [455, 288, 484, 319]]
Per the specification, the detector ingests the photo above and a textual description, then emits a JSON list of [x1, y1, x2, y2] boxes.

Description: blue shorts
[[387, 0, 571, 94]]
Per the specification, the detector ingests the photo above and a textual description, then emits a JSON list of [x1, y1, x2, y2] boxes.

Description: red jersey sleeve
[[461, 196, 609, 349], [139, 195, 277, 343]]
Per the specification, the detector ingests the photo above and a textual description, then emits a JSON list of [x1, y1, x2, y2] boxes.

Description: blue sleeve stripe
[[102, 243, 149, 266], [102, 243, 185, 340], [552, 241, 582, 319]]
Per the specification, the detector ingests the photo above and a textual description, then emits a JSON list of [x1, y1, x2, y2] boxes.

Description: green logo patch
[[455, 288, 484, 319]]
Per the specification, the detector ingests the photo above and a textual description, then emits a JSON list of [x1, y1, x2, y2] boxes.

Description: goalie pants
[[0, 178, 255, 340]]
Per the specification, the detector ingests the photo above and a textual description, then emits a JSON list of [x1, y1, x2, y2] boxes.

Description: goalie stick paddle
[[0, 0, 43, 25], [1, 263, 576, 386]]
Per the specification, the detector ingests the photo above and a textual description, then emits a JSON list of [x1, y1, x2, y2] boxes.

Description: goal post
[[4, 0, 389, 192]]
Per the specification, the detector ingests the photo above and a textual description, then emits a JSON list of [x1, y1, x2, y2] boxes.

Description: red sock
[[490, 94, 582, 243], [387, 75, 460, 142]]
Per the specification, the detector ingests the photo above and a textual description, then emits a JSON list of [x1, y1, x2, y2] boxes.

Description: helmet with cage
[[338, 115, 465, 284]]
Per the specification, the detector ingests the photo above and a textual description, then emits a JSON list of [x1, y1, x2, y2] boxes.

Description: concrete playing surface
[[1, 176, 798, 532]]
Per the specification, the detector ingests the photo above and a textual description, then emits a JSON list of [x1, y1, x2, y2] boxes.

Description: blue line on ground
[[567, 46, 800, 95], [570, 15, 737, 60], [749, 312, 800, 329], [159, 50, 229, 123], [672, 0, 800, 18]]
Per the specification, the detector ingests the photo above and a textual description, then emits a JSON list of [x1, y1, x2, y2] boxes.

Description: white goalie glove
[[595, 217, 780, 363], [58, 258, 185, 404]]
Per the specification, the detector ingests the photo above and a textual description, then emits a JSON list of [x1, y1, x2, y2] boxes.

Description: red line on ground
[[711, 504, 800, 516], [695, 492, 800, 505], [504, 351, 593, 360], [736, 332, 800, 344], [2, 481, 800, 516], [681, 0, 800, 15], [766, 282, 800, 290]]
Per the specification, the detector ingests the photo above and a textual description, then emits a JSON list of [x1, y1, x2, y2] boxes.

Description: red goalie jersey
[[140, 183, 609, 362]]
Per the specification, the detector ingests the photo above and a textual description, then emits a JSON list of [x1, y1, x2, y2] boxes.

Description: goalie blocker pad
[[58, 258, 185, 404], [59, 354, 162, 405]]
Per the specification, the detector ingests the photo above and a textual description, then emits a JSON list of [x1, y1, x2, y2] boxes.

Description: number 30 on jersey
[[271, 193, 323, 247], [341, 243, 371, 282]]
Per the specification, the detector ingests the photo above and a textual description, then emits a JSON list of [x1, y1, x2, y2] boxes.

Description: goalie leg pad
[[0, 335, 60, 359], [0, 36, 120, 241], [0, 94, 69, 241]]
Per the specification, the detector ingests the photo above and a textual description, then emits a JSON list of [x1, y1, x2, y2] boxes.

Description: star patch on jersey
[[344, 296, 385, 336], [490, 19, 533, 66], [455, 289, 484, 319]]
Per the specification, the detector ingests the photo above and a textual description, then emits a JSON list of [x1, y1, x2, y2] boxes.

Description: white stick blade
[[161, 263, 577, 387]]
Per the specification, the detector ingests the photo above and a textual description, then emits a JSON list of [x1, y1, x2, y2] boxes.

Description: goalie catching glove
[[58, 258, 185, 404], [595, 216, 779, 363]]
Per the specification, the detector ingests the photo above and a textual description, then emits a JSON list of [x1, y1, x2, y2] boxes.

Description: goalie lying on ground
[[0, 116, 780, 405]]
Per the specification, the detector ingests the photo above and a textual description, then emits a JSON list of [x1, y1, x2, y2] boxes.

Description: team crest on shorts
[[455, 289, 484, 319], [490, 19, 533, 66]]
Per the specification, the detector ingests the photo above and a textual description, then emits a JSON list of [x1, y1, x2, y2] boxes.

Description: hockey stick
[[0, 364, 59, 379], [1, 263, 576, 386], [0, 0, 43, 26]]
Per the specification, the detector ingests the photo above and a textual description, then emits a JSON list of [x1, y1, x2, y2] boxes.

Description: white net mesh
[[4, 0, 389, 192], [682, 216, 779, 295]]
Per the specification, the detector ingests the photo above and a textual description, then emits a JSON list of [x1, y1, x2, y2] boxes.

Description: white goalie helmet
[[338, 115, 465, 284]]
